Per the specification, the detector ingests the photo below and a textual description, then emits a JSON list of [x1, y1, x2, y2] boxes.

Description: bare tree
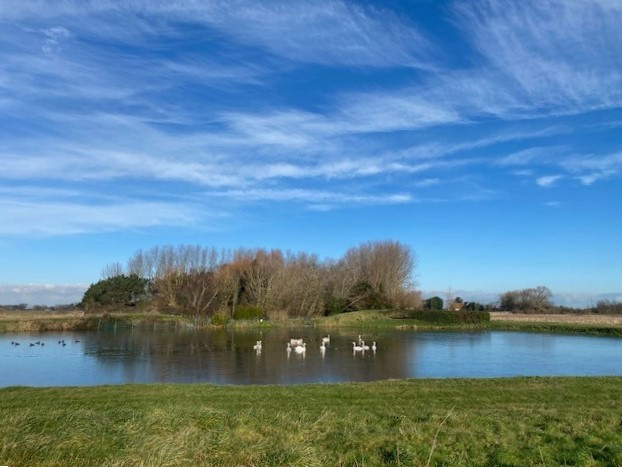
[[443, 287, 455, 311], [340, 240, 417, 306], [500, 286, 553, 312], [101, 262, 124, 279]]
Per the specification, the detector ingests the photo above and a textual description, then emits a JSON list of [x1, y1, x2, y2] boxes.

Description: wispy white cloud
[[204, 188, 413, 205], [0, 198, 200, 235], [454, 0, 622, 115], [0, 0, 620, 244], [2, 103, 551, 187], [495, 146, 565, 167], [0, 0, 432, 68], [561, 152, 622, 184], [41, 26, 71, 53], [334, 0, 622, 128], [576, 172, 615, 185], [536, 175, 563, 187], [414, 178, 440, 187]]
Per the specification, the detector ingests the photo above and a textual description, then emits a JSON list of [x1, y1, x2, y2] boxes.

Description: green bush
[[325, 297, 350, 316], [233, 305, 265, 320], [407, 310, 490, 324], [211, 313, 230, 326], [347, 281, 390, 311], [424, 296, 444, 310]]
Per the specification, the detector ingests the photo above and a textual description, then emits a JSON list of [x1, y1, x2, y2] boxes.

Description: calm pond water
[[2, 326, 622, 386]]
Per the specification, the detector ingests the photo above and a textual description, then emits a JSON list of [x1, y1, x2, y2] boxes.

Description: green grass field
[[2, 377, 622, 466]]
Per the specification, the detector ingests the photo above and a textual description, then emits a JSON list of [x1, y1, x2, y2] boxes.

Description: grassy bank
[[3, 308, 622, 337], [1, 377, 621, 466], [0, 310, 196, 333], [316, 310, 622, 337], [485, 319, 622, 337]]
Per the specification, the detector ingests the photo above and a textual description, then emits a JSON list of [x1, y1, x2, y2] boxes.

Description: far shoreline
[[2, 308, 622, 337]]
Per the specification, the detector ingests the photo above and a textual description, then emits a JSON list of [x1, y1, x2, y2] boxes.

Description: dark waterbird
[[29, 343, 35, 347], [75, 340, 80, 343]]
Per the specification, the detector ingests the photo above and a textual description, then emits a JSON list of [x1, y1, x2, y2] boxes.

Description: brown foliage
[[112, 241, 419, 318]]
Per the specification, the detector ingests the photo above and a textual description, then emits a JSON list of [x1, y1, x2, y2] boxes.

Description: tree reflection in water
[[3, 327, 622, 386]]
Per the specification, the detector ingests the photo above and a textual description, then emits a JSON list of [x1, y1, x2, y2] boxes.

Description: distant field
[[491, 312, 622, 326], [0, 309, 84, 321], [1, 378, 621, 466]]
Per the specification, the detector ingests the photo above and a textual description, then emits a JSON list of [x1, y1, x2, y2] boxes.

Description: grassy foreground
[[2, 378, 622, 466]]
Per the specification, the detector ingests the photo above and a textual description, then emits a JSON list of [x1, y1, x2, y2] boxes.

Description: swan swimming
[[253, 341, 262, 351], [352, 342, 363, 352], [371, 341, 377, 352], [294, 342, 306, 354], [361, 341, 370, 351], [321, 335, 330, 344]]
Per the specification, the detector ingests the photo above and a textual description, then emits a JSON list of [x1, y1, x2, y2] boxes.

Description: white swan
[[357, 335, 362, 345], [361, 341, 370, 351], [352, 342, 363, 352], [320, 341, 326, 351], [371, 341, 377, 352], [294, 342, 306, 354], [321, 335, 330, 344], [253, 340, 262, 350], [290, 338, 303, 347]]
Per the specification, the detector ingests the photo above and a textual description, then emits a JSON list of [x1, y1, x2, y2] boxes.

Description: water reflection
[[2, 327, 622, 387]]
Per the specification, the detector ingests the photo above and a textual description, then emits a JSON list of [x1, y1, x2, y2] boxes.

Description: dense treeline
[[594, 300, 622, 314], [84, 241, 421, 317], [498, 287, 622, 314], [78, 249, 622, 317]]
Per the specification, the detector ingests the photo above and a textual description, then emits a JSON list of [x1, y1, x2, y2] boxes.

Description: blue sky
[[0, 0, 621, 306]]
